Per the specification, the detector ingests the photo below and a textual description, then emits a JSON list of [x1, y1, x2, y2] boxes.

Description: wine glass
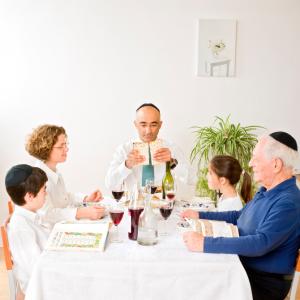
[[109, 204, 124, 243], [165, 181, 176, 202], [160, 182, 176, 235], [112, 182, 125, 202], [145, 179, 159, 195], [159, 199, 174, 236]]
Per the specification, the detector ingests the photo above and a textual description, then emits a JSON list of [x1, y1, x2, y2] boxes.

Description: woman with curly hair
[[26, 124, 105, 226]]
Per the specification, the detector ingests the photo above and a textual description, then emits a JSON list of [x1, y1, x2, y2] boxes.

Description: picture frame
[[197, 19, 237, 77]]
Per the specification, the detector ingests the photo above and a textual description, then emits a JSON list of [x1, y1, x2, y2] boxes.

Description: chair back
[[290, 252, 300, 300], [1, 217, 17, 300], [8, 201, 14, 215]]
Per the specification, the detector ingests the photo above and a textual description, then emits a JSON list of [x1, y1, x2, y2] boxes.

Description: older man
[[182, 131, 300, 300], [105, 103, 186, 191]]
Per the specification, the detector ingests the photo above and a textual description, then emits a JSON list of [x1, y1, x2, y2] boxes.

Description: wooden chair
[[8, 200, 14, 214], [1, 217, 24, 300], [289, 252, 300, 300], [1, 216, 16, 300]]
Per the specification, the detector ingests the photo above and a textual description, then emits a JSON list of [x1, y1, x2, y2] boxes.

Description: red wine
[[166, 192, 175, 200], [112, 191, 124, 201], [160, 207, 173, 220], [151, 186, 158, 194], [109, 210, 124, 225], [128, 207, 144, 240]]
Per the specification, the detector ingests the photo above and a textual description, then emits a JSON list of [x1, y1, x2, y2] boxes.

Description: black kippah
[[136, 103, 160, 112], [269, 131, 298, 151], [5, 164, 33, 188]]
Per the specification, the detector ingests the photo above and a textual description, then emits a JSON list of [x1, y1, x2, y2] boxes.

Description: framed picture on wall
[[197, 19, 237, 77]]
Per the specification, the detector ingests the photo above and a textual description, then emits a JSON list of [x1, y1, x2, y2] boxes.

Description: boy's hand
[[76, 206, 105, 220]]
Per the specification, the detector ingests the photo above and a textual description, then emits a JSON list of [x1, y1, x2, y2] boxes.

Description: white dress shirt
[[35, 160, 85, 226], [217, 194, 243, 212], [105, 137, 188, 191], [7, 206, 49, 293]]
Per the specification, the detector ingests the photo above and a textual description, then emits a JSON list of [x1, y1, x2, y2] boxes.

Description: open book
[[46, 221, 110, 251], [190, 219, 239, 238], [133, 139, 163, 165]]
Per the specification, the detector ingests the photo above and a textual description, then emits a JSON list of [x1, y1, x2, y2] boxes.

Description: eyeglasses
[[53, 142, 69, 150]]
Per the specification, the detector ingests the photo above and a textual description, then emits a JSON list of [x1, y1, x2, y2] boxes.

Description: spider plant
[[190, 115, 263, 200]]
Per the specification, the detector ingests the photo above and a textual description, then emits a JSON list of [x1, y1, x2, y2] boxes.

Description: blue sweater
[[201, 177, 300, 274]]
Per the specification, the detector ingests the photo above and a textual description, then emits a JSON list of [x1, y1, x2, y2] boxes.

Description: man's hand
[[76, 206, 105, 220], [125, 149, 145, 169], [84, 189, 103, 202], [183, 231, 204, 252], [153, 148, 171, 163], [180, 209, 200, 220]]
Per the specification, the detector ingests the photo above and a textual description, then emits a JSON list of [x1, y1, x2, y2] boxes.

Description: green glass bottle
[[162, 161, 174, 199]]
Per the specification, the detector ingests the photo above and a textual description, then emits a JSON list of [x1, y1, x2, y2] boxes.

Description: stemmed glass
[[109, 204, 124, 243], [145, 179, 158, 195], [112, 182, 125, 202], [159, 182, 176, 235], [165, 181, 176, 202]]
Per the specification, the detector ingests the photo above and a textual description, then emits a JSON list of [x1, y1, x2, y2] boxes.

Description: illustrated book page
[[46, 222, 110, 251]]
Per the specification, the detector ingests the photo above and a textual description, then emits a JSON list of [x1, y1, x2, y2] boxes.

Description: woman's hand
[[76, 206, 105, 220]]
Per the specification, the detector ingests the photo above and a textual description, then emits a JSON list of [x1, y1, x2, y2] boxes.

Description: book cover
[[190, 219, 239, 238], [46, 222, 110, 251], [133, 139, 163, 165]]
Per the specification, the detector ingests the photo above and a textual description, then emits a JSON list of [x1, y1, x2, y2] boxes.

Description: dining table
[[25, 197, 253, 300]]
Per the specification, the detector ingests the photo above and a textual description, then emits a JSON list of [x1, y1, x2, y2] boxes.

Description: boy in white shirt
[[5, 164, 49, 296]]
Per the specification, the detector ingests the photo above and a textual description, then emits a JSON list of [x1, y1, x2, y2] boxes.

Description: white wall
[[1, 0, 300, 226]]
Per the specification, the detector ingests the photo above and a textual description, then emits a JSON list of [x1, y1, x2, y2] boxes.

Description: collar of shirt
[[35, 160, 60, 184], [14, 205, 41, 225], [256, 177, 296, 200]]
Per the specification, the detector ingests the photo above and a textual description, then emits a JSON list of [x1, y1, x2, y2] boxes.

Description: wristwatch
[[170, 158, 178, 170]]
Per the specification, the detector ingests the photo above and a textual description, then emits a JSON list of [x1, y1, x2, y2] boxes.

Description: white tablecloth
[[25, 204, 252, 300]]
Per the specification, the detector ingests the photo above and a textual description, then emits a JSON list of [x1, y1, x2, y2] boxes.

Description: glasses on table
[[159, 182, 176, 235], [109, 204, 124, 243], [112, 182, 125, 202], [144, 179, 160, 195]]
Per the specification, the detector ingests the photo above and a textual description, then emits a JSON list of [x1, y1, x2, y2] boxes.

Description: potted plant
[[190, 115, 263, 201]]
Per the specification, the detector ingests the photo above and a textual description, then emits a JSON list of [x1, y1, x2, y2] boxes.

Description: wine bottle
[[162, 161, 174, 199]]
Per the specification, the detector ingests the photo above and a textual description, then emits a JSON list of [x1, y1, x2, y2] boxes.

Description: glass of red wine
[[160, 182, 176, 235], [159, 200, 174, 236], [112, 182, 125, 202], [145, 179, 158, 195], [109, 205, 124, 243]]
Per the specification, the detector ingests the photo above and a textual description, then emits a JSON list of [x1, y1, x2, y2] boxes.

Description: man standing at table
[[182, 131, 300, 300], [105, 103, 186, 191]]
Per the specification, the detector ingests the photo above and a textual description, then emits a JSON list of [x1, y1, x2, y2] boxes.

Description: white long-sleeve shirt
[[35, 160, 85, 226], [216, 194, 243, 212], [7, 206, 49, 293], [105, 137, 188, 191]]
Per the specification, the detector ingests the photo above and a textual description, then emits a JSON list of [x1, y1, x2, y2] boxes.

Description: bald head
[[134, 106, 162, 142]]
